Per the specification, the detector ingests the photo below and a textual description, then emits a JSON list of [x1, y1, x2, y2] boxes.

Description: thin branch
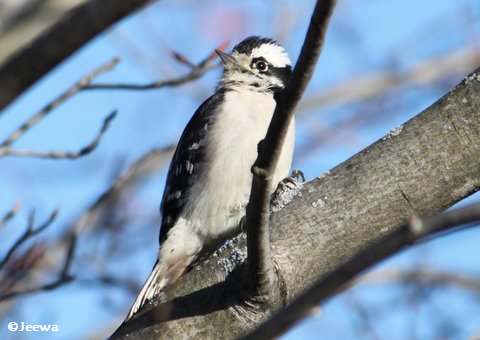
[[241, 202, 480, 340], [0, 43, 218, 159], [71, 145, 174, 235], [359, 268, 480, 294], [82, 43, 226, 91], [0, 233, 76, 302], [0, 58, 118, 149], [171, 50, 196, 69], [0, 209, 58, 270], [0, 147, 173, 302], [0, 110, 117, 159], [299, 46, 480, 112], [0, 0, 153, 112], [245, 0, 336, 302], [0, 203, 20, 230], [0, 146, 173, 303]]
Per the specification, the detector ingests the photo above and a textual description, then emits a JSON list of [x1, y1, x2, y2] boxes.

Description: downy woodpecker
[[126, 36, 295, 320]]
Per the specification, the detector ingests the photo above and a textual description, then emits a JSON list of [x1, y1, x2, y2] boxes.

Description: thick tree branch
[[245, 0, 336, 304], [113, 68, 480, 340], [0, 0, 154, 112], [241, 202, 480, 339]]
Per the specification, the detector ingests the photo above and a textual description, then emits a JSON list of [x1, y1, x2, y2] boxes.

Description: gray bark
[[112, 69, 480, 339]]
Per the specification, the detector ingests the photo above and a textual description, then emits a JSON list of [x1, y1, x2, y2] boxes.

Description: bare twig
[[0, 58, 118, 149], [0, 209, 58, 270], [0, 234, 76, 302], [171, 50, 196, 69], [82, 43, 227, 91], [244, 0, 336, 302], [0, 0, 153, 111], [0, 203, 20, 230], [0, 44, 219, 160], [347, 292, 381, 340], [359, 268, 480, 294], [299, 46, 480, 111], [241, 202, 480, 340], [71, 145, 174, 234], [0, 147, 173, 303], [0, 110, 117, 159]]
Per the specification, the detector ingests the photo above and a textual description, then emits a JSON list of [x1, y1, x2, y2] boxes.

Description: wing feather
[[159, 91, 224, 243]]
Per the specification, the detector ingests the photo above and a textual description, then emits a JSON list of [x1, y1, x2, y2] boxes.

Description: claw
[[270, 170, 305, 212], [290, 169, 305, 182]]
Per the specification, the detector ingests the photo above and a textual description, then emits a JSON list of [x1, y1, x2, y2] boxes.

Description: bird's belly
[[185, 91, 295, 244]]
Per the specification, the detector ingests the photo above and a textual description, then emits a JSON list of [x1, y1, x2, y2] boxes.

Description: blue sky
[[1, 0, 479, 339]]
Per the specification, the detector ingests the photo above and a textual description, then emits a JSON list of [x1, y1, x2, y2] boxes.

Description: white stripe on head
[[251, 43, 291, 68]]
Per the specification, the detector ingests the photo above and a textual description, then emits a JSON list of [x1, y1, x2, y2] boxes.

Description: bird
[[126, 36, 295, 320]]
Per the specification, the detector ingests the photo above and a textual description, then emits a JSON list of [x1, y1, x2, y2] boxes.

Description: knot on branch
[[251, 165, 270, 180]]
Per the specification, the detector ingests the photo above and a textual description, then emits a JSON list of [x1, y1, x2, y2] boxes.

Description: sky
[[0, 0, 479, 339]]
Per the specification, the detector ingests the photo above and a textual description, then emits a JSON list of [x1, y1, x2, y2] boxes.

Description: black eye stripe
[[269, 65, 292, 86]]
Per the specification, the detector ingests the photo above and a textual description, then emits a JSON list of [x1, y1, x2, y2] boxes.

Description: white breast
[[184, 89, 295, 244]]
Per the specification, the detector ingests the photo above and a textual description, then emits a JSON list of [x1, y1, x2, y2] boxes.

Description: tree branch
[[299, 46, 480, 111], [0, 58, 118, 148], [0, 233, 76, 302], [0, 203, 20, 230], [245, 0, 337, 304], [0, 147, 173, 304], [0, 110, 117, 159], [0, 0, 154, 112], [241, 202, 480, 339], [0, 209, 58, 271], [359, 268, 480, 294], [112, 67, 480, 339], [82, 44, 225, 91], [70, 146, 174, 235]]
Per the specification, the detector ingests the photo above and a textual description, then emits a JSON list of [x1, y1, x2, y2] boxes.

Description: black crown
[[232, 36, 279, 55]]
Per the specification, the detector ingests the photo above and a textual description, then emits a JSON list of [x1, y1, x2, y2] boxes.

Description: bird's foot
[[270, 169, 305, 212]]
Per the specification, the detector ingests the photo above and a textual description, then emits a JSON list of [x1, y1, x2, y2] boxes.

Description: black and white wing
[[159, 92, 224, 243]]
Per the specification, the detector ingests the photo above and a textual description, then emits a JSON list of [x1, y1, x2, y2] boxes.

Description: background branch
[[0, 203, 20, 230], [0, 58, 118, 149], [299, 46, 480, 111], [82, 43, 226, 91], [359, 268, 480, 294], [0, 233, 76, 302], [0, 110, 117, 159], [0, 0, 155, 112], [0, 209, 58, 271]]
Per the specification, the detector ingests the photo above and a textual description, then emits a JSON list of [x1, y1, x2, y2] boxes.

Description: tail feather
[[126, 261, 167, 320], [125, 226, 200, 321]]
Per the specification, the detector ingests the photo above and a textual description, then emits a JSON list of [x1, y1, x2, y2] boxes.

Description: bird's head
[[216, 36, 292, 93]]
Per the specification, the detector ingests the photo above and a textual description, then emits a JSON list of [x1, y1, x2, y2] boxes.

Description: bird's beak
[[215, 49, 238, 68]]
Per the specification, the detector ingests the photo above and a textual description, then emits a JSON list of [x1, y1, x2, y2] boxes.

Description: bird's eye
[[254, 60, 268, 72]]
